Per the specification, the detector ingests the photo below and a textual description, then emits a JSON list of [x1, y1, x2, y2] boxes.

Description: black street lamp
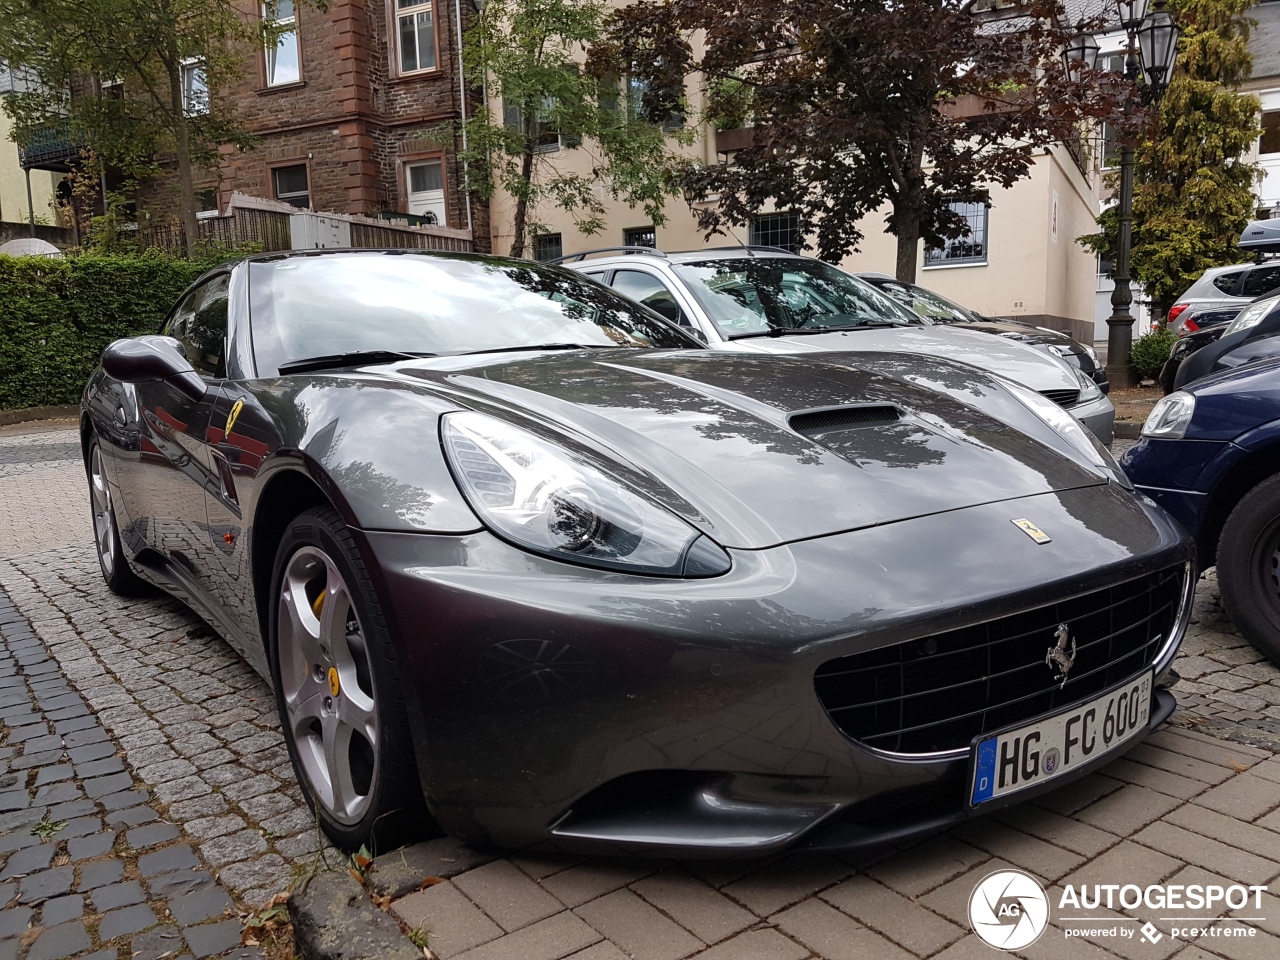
[[1064, 0, 1179, 389]]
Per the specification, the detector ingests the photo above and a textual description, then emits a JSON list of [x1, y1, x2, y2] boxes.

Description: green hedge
[[0, 255, 219, 411]]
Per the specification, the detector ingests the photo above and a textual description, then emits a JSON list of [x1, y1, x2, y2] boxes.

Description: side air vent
[[790, 406, 901, 436]]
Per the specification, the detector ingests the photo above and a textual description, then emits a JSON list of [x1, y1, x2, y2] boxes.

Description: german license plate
[[970, 672, 1152, 806]]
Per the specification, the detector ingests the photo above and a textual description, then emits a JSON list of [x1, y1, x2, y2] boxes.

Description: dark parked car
[[83, 250, 1193, 856], [1159, 322, 1228, 395], [857, 272, 1108, 392], [1122, 359, 1280, 664], [1166, 293, 1280, 393]]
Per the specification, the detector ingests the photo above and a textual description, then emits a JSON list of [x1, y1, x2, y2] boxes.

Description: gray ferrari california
[[81, 250, 1193, 856]]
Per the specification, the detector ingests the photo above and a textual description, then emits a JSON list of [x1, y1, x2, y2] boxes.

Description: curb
[[0, 404, 79, 427], [289, 871, 422, 960], [1113, 420, 1143, 440]]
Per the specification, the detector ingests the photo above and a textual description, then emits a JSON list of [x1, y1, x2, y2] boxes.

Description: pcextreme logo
[[969, 870, 1050, 950], [969, 869, 1269, 950]]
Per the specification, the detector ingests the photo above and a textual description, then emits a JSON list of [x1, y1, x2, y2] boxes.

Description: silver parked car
[[1167, 262, 1280, 333], [560, 246, 1116, 443]]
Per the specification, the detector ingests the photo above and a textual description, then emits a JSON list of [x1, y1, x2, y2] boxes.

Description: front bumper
[[1070, 393, 1116, 445], [362, 482, 1191, 856]]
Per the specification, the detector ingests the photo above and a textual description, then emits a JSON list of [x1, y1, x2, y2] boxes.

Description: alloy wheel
[[89, 445, 115, 578], [277, 545, 379, 825]]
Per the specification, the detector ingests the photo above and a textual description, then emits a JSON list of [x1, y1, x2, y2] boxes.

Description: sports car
[[82, 250, 1193, 856]]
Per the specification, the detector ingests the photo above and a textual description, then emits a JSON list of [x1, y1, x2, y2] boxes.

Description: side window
[[1241, 265, 1280, 299], [610, 269, 687, 325], [166, 276, 231, 378], [1212, 270, 1244, 294]]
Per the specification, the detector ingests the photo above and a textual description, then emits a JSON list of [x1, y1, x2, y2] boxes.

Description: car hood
[[386, 350, 1107, 549], [723, 325, 1080, 393], [952, 320, 1077, 349]]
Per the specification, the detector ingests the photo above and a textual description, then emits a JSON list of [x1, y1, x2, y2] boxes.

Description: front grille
[[790, 406, 900, 435], [814, 566, 1185, 755], [1040, 388, 1081, 407]]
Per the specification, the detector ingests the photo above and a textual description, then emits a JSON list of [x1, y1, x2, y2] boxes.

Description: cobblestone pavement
[[3, 422, 1280, 960]]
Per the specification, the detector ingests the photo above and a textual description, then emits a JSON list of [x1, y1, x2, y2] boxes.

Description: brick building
[[139, 0, 487, 249]]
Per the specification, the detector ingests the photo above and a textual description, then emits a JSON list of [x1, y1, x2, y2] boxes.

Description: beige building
[[0, 66, 59, 230]]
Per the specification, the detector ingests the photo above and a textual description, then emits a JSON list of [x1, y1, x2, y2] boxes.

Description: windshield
[[249, 252, 698, 375], [871, 279, 981, 324], [671, 258, 921, 338]]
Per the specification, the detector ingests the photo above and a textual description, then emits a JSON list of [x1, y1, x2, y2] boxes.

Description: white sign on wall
[[1051, 190, 1060, 244]]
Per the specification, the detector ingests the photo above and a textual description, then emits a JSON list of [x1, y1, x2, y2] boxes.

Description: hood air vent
[[789, 406, 900, 437]]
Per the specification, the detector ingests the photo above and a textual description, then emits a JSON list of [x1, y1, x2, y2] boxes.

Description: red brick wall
[[136, 0, 488, 249]]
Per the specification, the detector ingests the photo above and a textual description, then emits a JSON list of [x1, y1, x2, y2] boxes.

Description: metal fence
[[349, 220, 472, 252], [132, 207, 294, 252], [130, 206, 472, 254]]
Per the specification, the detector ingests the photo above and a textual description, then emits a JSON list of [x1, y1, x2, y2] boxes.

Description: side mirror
[[102, 336, 206, 402], [688, 328, 708, 344]]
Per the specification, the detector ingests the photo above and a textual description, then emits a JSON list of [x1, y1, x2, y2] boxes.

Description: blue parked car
[[1122, 357, 1280, 664]]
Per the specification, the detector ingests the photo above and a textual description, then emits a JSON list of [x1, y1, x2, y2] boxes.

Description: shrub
[[1130, 326, 1176, 382], [0, 253, 219, 411]]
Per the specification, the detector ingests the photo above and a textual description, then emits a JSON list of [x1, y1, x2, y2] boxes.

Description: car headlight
[[1072, 364, 1103, 403], [1142, 391, 1196, 439], [442, 412, 731, 577], [1082, 343, 1099, 365], [1224, 295, 1280, 336], [1003, 379, 1130, 487]]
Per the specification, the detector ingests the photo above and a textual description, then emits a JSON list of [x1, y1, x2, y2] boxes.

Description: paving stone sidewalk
[[373, 723, 1280, 960], [3, 423, 1280, 960], [0, 587, 257, 960]]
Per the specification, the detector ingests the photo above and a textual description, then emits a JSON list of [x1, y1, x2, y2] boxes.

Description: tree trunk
[[894, 225, 920, 283], [508, 146, 535, 258], [164, 47, 200, 255]]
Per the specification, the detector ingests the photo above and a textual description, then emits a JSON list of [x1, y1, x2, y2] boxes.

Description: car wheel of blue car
[[269, 505, 435, 852], [1217, 475, 1280, 666]]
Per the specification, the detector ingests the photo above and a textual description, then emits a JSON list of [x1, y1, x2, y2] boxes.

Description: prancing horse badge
[[1011, 518, 1051, 544]]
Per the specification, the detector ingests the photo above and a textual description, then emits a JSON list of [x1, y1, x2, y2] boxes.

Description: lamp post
[[1065, 0, 1179, 389]]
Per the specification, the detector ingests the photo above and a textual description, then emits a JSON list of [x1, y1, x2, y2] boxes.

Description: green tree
[[1081, 0, 1261, 319], [0, 1, 309, 253], [597, 0, 1118, 281], [462, 0, 693, 258]]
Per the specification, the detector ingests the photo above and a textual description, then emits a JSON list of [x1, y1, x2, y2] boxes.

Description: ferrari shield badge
[[225, 398, 244, 436], [1012, 518, 1051, 544]]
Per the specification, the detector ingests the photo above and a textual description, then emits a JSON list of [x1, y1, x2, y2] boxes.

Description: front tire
[[269, 506, 433, 852], [87, 437, 147, 597], [1217, 475, 1280, 665]]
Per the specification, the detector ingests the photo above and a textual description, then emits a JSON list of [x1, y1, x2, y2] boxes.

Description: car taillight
[[1179, 318, 1199, 336], [1167, 303, 1189, 326]]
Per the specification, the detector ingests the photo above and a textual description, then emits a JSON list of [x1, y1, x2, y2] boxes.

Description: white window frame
[[272, 163, 311, 209], [393, 0, 439, 77], [263, 1, 302, 88], [180, 59, 208, 116]]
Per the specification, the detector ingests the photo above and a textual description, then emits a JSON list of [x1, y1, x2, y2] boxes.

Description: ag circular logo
[[969, 869, 1049, 950]]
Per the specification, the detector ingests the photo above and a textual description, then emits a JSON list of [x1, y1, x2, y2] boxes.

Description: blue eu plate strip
[[972, 737, 997, 804]]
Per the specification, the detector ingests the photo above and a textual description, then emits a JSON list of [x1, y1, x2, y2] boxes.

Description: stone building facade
[[139, 0, 488, 248]]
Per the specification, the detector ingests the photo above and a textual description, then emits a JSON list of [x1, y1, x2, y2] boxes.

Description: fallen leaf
[[1229, 759, 1250, 773], [419, 876, 445, 890]]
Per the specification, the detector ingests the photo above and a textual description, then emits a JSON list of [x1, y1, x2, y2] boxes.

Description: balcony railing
[[17, 120, 82, 172]]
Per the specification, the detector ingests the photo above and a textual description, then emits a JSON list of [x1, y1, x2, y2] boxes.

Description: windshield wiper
[[278, 350, 436, 375], [454, 343, 630, 356], [729, 322, 905, 340]]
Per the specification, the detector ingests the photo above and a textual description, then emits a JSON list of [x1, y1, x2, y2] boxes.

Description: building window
[[405, 158, 446, 224], [533, 233, 563, 262], [264, 1, 301, 87], [396, 0, 437, 75], [272, 164, 310, 208], [925, 202, 989, 267], [196, 188, 220, 220], [181, 60, 207, 115], [623, 225, 656, 248], [750, 213, 801, 253], [503, 97, 562, 152], [1262, 112, 1280, 155]]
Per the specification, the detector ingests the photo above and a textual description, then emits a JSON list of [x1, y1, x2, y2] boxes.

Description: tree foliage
[[0, 0, 310, 252], [461, 0, 694, 258], [596, 0, 1119, 281], [1081, 0, 1261, 318]]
